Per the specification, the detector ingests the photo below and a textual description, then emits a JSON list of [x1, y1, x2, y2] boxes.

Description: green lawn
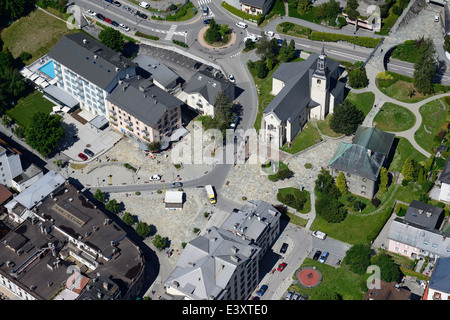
[[389, 137, 427, 172], [414, 99, 450, 153], [316, 114, 342, 137], [373, 102, 416, 132], [1, 9, 79, 64], [345, 91, 375, 116], [7, 91, 55, 127], [280, 122, 322, 154], [289, 258, 367, 300], [391, 40, 419, 63], [277, 187, 311, 213]]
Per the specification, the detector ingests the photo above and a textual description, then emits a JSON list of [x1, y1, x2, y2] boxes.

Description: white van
[[236, 21, 248, 29], [139, 1, 150, 8], [312, 230, 327, 240], [435, 15, 439, 22]]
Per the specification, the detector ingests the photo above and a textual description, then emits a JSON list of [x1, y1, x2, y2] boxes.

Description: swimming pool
[[38, 60, 56, 79]]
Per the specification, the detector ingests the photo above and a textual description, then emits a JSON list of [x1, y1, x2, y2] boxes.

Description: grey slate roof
[[388, 217, 450, 258], [328, 126, 394, 181], [133, 55, 180, 89], [48, 33, 136, 90], [220, 200, 280, 242], [263, 53, 341, 122], [404, 200, 444, 230], [184, 70, 234, 105], [439, 158, 450, 184], [429, 257, 450, 293], [164, 227, 259, 300], [106, 76, 183, 129], [239, 0, 268, 7]]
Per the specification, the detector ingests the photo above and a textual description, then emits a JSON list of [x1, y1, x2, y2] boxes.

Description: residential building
[[220, 200, 281, 258], [387, 201, 448, 261], [163, 200, 281, 300], [0, 141, 24, 189], [5, 170, 66, 224], [48, 33, 137, 119], [133, 55, 181, 91], [106, 76, 183, 143], [328, 126, 395, 199], [364, 281, 412, 300], [239, 0, 274, 16], [423, 257, 450, 300], [438, 157, 450, 203], [164, 226, 260, 300], [261, 47, 345, 148], [183, 70, 235, 117], [0, 181, 145, 300]]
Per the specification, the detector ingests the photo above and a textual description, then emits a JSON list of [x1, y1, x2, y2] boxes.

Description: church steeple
[[313, 42, 327, 78]]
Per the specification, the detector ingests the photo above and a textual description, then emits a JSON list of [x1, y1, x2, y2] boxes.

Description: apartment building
[[0, 178, 145, 300], [48, 33, 137, 118], [163, 200, 281, 300], [106, 76, 183, 143]]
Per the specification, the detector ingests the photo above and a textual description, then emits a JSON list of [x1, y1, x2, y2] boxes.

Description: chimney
[[83, 39, 87, 44], [367, 149, 372, 157]]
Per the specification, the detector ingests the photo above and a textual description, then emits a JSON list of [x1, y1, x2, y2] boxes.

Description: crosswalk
[[197, 0, 215, 17], [197, 0, 212, 5], [148, 25, 186, 41]]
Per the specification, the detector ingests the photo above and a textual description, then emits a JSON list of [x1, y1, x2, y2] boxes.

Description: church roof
[[263, 53, 341, 123]]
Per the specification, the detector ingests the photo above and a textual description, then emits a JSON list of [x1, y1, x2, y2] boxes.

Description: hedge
[[309, 31, 382, 48], [135, 31, 159, 41]]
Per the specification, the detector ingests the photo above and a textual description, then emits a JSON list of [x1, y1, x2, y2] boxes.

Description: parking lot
[[307, 235, 351, 267]]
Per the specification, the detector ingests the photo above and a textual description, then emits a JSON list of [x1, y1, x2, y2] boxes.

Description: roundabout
[[197, 26, 237, 50], [297, 267, 322, 288]]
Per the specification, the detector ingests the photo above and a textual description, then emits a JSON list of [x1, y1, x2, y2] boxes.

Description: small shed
[[164, 191, 184, 210]]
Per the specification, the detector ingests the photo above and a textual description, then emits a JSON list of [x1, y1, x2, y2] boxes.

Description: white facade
[[0, 146, 23, 188], [439, 182, 450, 203], [53, 61, 110, 117], [186, 92, 215, 117]]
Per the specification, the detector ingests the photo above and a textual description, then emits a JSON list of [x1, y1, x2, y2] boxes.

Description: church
[[261, 46, 346, 148]]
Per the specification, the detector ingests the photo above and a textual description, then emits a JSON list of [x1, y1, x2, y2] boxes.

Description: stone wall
[[390, 0, 427, 34]]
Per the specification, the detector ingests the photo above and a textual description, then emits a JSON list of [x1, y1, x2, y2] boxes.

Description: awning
[[170, 127, 188, 142]]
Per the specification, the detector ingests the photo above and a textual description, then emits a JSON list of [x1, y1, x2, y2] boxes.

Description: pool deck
[[27, 55, 55, 82]]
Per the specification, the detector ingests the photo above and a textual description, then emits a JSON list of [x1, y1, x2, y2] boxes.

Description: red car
[[105, 18, 112, 23], [277, 262, 287, 272], [78, 153, 88, 161]]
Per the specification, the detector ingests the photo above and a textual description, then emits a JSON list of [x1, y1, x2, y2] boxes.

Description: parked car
[[312, 230, 327, 240], [78, 153, 88, 161], [228, 74, 236, 83], [171, 182, 183, 188], [113, 1, 121, 6], [105, 18, 112, 23], [285, 290, 294, 300], [139, 13, 148, 19], [123, 5, 131, 11], [257, 284, 268, 297], [277, 38, 283, 45], [105, 0, 113, 3], [319, 251, 329, 263], [277, 262, 287, 272], [203, 19, 211, 25], [292, 292, 301, 300], [84, 149, 94, 157], [111, 21, 119, 27], [205, 66, 214, 72], [230, 115, 239, 130], [96, 13, 105, 20], [149, 175, 162, 181], [300, 294, 308, 300], [435, 15, 439, 22], [119, 23, 130, 31], [313, 250, 322, 261], [280, 242, 288, 254], [236, 21, 248, 28], [139, 1, 149, 8], [86, 10, 96, 16]]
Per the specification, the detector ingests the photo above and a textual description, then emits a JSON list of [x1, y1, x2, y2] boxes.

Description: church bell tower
[[310, 43, 330, 120]]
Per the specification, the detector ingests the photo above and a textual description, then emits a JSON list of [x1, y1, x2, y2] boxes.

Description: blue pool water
[[38, 60, 56, 78]]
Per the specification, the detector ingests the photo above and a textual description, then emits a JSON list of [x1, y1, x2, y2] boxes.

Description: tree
[[152, 234, 167, 250], [371, 253, 401, 283], [25, 112, 65, 157], [315, 195, 347, 223], [256, 36, 279, 61], [401, 157, 414, 181], [214, 91, 233, 129], [148, 141, 161, 152], [343, 243, 372, 274], [98, 27, 124, 52], [244, 38, 256, 52], [379, 167, 389, 193], [329, 100, 365, 135], [136, 221, 151, 238], [335, 172, 348, 195], [279, 39, 296, 62], [105, 199, 121, 213], [348, 67, 369, 88], [413, 37, 437, 95], [297, 0, 312, 15], [122, 212, 134, 225], [94, 189, 106, 203]]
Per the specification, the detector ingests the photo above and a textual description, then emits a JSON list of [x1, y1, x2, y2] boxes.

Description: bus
[[205, 185, 216, 204]]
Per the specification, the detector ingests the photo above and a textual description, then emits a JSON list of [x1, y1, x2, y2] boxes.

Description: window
[[317, 79, 321, 84]]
